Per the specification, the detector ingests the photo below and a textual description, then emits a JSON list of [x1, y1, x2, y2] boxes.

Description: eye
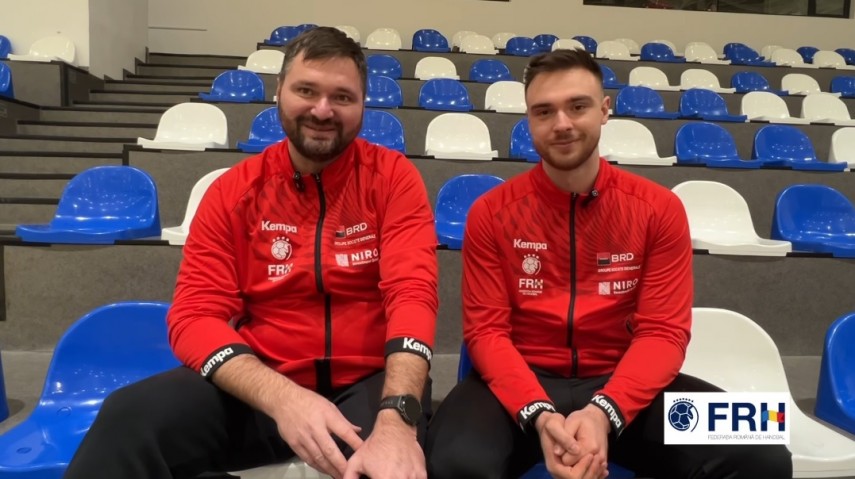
[[295, 86, 314, 97], [334, 94, 354, 104]]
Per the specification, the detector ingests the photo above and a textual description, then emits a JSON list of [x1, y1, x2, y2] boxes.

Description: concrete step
[[0, 201, 57, 224], [146, 52, 245, 68], [40, 107, 165, 123], [70, 101, 176, 110], [0, 153, 122, 175], [103, 81, 211, 93], [124, 74, 219, 85], [0, 176, 71, 198], [88, 91, 199, 104], [135, 63, 227, 78], [0, 136, 131, 154], [17, 121, 157, 139]]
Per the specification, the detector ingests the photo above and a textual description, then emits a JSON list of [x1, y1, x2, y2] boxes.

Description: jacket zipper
[[313, 173, 333, 395], [568, 193, 579, 378]]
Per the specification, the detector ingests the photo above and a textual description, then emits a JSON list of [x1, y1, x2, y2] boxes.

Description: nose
[[311, 96, 335, 121], [553, 110, 573, 132]]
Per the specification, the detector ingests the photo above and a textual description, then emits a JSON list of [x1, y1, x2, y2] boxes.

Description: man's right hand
[[536, 412, 607, 479], [272, 383, 364, 479]]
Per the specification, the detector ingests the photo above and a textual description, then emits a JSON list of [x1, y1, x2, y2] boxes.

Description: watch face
[[401, 395, 422, 424]]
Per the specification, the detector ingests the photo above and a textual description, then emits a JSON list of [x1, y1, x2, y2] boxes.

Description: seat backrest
[[418, 78, 473, 110], [814, 50, 847, 69], [753, 125, 818, 162], [469, 59, 512, 83], [836, 48, 855, 65], [760, 44, 784, 61], [178, 168, 229, 231], [491, 32, 517, 49], [782, 73, 822, 95], [679, 88, 730, 117], [510, 118, 538, 160], [41, 302, 180, 404], [741, 91, 791, 119], [797, 46, 820, 63], [268, 26, 302, 45], [802, 92, 852, 121], [485, 81, 525, 112], [641, 42, 678, 61], [207, 70, 265, 102], [682, 308, 790, 393], [830, 127, 855, 164], [830, 76, 855, 96], [820, 312, 855, 410], [415, 56, 458, 80], [600, 64, 621, 87], [505, 37, 537, 56], [0, 35, 11, 59], [597, 40, 632, 60], [52, 166, 159, 227], [359, 109, 405, 153], [533, 34, 559, 52], [435, 174, 504, 224], [366, 54, 402, 79], [615, 86, 668, 115], [614, 38, 640, 55], [30, 35, 75, 64], [724, 42, 762, 62], [412, 29, 449, 52], [452, 30, 478, 49], [460, 34, 497, 54], [365, 28, 402, 50], [772, 48, 808, 67], [154, 102, 228, 147], [599, 119, 659, 158], [246, 106, 286, 143], [773, 184, 855, 237], [552, 38, 586, 52], [672, 181, 760, 241], [675, 122, 740, 161], [0, 62, 13, 98], [652, 39, 678, 51], [628, 66, 672, 88], [684, 42, 719, 62], [366, 75, 403, 108], [425, 113, 493, 155], [295, 24, 318, 33], [334, 25, 361, 43], [572, 35, 598, 53], [731, 71, 773, 92], [243, 50, 285, 75], [680, 69, 723, 90]]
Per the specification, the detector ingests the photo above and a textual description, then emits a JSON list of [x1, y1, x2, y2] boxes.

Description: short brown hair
[[278, 26, 367, 95], [523, 49, 603, 93]]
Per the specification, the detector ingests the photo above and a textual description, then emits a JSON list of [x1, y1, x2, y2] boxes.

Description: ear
[[601, 96, 611, 124]]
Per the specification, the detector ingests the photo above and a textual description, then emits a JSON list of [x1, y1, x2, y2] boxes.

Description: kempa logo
[[261, 221, 297, 234], [513, 239, 548, 251], [520, 401, 555, 420], [592, 394, 623, 430], [201, 347, 233, 377], [403, 337, 432, 361]]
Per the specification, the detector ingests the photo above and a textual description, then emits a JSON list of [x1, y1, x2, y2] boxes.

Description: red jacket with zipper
[[167, 139, 438, 392], [463, 159, 693, 433]]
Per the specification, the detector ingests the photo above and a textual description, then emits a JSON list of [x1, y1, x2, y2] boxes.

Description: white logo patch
[[267, 263, 293, 282], [261, 221, 298, 234], [335, 253, 350, 267], [271, 237, 292, 261], [522, 254, 541, 275], [513, 238, 548, 251], [518, 278, 544, 296], [599, 278, 639, 295]]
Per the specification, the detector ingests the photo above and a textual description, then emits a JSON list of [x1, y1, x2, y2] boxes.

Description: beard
[[536, 130, 600, 172], [281, 112, 360, 163]]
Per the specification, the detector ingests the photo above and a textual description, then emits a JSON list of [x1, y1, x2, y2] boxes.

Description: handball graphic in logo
[[522, 254, 541, 275], [668, 399, 699, 432], [271, 237, 292, 261]]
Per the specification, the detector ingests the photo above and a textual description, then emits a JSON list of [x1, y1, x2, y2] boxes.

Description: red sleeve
[[379, 155, 439, 361], [167, 178, 254, 378], [592, 192, 693, 433], [463, 197, 556, 428]]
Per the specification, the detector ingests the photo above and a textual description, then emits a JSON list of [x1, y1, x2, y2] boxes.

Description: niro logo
[[261, 221, 298, 234], [513, 239, 548, 251]]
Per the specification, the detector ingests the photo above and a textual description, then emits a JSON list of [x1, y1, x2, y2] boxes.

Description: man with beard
[[65, 27, 437, 479], [425, 49, 792, 479]]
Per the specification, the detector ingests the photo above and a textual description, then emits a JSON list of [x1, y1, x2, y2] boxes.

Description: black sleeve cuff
[[517, 400, 557, 431], [590, 393, 626, 437], [385, 337, 433, 363], [200, 343, 255, 379]]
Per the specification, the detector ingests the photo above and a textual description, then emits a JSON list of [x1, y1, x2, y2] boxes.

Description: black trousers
[[63, 367, 431, 479], [425, 372, 793, 479]]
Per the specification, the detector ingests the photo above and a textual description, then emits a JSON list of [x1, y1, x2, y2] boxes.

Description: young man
[[65, 27, 437, 479], [425, 49, 792, 479]]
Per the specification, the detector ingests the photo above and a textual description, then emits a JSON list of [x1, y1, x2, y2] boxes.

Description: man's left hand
[[559, 404, 611, 475], [343, 409, 426, 479]]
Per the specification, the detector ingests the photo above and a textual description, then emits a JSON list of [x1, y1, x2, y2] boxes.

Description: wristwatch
[[378, 394, 422, 426]]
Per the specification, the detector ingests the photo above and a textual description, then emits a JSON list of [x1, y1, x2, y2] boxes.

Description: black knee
[[693, 444, 792, 479]]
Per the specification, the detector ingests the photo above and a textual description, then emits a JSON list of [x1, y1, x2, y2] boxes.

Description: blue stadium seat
[[533, 34, 559, 53], [418, 78, 473, 111], [0, 62, 13, 99], [366, 54, 402, 80], [296, 23, 318, 33], [359, 109, 405, 154], [237, 106, 286, 153], [505, 37, 538, 56], [679, 88, 747, 122], [830, 76, 855, 98], [797, 46, 819, 63], [265, 25, 302, 46], [771, 184, 855, 256], [199, 70, 265, 103], [0, 351, 7, 423], [753, 125, 848, 171], [836, 48, 855, 66], [675, 122, 761, 169], [435, 175, 504, 249], [365, 75, 403, 108], [723, 43, 775, 67], [816, 312, 855, 435], [0, 302, 180, 479], [469, 59, 513, 83], [510, 118, 540, 162], [731, 71, 788, 95], [16, 166, 162, 244], [601, 64, 626, 89], [412, 29, 450, 53], [640, 42, 686, 63], [615, 86, 680, 119], [457, 346, 635, 479], [573, 35, 598, 53], [0, 35, 10, 59]]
